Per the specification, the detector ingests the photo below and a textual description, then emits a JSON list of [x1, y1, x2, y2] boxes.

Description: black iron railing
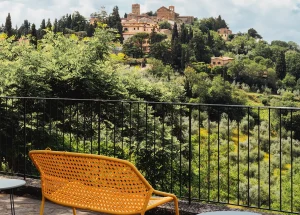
[[0, 97, 299, 214]]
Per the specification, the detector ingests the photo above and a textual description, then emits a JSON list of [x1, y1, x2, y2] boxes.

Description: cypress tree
[[53, 19, 58, 33], [172, 22, 178, 42], [275, 51, 287, 80], [46, 18, 52, 30], [30, 23, 37, 47], [5, 13, 12, 37], [108, 6, 123, 43], [40, 19, 46, 38]]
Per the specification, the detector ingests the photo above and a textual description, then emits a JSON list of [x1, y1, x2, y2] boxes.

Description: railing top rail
[[0, 96, 299, 110]]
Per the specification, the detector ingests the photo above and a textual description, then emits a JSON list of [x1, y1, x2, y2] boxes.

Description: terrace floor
[[0, 175, 276, 215]]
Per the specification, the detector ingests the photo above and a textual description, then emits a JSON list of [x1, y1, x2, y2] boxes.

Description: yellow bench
[[29, 150, 179, 215]]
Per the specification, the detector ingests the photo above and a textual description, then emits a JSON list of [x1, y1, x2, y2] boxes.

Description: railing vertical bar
[[217, 108, 220, 202], [269, 108, 271, 210], [76, 103, 79, 152], [129, 102, 132, 160], [70, 102, 72, 152], [121, 102, 124, 157], [43, 99, 45, 150], [238, 112, 240, 205], [83, 101, 86, 153], [258, 107, 261, 208], [90, 101, 93, 154], [146, 103, 148, 150], [113, 103, 116, 158], [23, 98, 26, 179], [56, 100, 58, 149], [105, 102, 108, 155], [180, 105, 182, 197], [137, 103, 140, 157], [290, 109, 293, 212], [208, 115, 211, 202], [198, 105, 201, 201], [11, 99, 15, 174], [49, 100, 52, 137], [162, 104, 165, 189], [227, 107, 230, 204], [247, 107, 250, 206], [280, 109, 282, 211], [171, 105, 174, 194], [188, 106, 192, 205], [153, 103, 156, 188], [62, 100, 65, 151], [5, 98, 8, 162], [97, 101, 101, 155]]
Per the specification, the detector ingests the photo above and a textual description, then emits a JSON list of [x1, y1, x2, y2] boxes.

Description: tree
[[190, 32, 210, 63], [124, 13, 128, 18], [149, 29, 167, 44], [46, 18, 52, 30], [275, 51, 287, 80], [171, 22, 178, 42], [123, 33, 149, 58], [248, 28, 262, 39], [180, 23, 188, 44], [285, 51, 300, 79], [108, 6, 123, 43], [149, 41, 171, 64], [158, 21, 172, 30], [30, 23, 37, 47], [53, 19, 58, 33], [171, 37, 182, 69], [39, 19, 46, 38], [4, 13, 12, 37]]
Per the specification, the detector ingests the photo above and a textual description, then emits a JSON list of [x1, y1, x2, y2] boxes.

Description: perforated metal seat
[[29, 150, 179, 215]]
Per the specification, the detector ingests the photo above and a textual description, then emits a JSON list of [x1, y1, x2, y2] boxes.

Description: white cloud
[[0, 0, 300, 44]]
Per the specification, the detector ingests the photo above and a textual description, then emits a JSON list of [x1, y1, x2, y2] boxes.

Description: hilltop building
[[211, 56, 234, 68], [124, 4, 194, 24], [217, 28, 232, 41]]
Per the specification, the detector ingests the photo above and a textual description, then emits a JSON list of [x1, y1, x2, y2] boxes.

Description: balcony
[[0, 97, 299, 214]]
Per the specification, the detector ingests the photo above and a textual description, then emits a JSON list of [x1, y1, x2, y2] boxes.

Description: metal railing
[[0, 97, 299, 214]]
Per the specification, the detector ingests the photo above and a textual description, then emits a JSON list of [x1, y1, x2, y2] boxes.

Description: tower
[[132, 4, 140, 15], [169, 6, 175, 12]]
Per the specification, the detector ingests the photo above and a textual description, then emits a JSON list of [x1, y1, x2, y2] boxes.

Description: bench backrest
[[29, 150, 154, 213]]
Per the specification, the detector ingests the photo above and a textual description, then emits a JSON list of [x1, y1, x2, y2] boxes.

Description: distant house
[[211, 56, 234, 68], [217, 28, 232, 41]]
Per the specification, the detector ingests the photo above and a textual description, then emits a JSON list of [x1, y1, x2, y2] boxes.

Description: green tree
[[275, 51, 287, 80], [46, 18, 52, 30], [4, 13, 12, 37], [172, 22, 178, 42], [39, 19, 46, 38], [149, 40, 171, 64], [285, 51, 300, 79], [248, 28, 262, 39], [30, 23, 37, 47], [124, 13, 128, 18], [189, 31, 210, 63], [171, 37, 182, 69], [123, 33, 149, 58], [158, 21, 172, 30], [53, 19, 58, 33], [108, 6, 123, 43]]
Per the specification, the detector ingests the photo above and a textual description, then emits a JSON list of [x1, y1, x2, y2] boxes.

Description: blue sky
[[0, 0, 300, 44]]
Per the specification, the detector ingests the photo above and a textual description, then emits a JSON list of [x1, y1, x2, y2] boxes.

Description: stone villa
[[217, 28, 232, 41], [211, 56, 234, 68]]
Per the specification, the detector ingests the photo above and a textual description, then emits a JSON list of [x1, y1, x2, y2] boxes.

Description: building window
[[134, 28, 135, 30], [218, 62, 221, 65], [138, 27, 139, 30], [213, 62, 216, 65]]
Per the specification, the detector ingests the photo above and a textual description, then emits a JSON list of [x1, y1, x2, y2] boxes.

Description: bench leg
[[72, 208, 76, 215], [174, 198, 179, 215], [39, 196, 45, 215]]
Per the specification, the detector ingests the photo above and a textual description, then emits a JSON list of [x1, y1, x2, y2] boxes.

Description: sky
[[0, 0, 300, 44]]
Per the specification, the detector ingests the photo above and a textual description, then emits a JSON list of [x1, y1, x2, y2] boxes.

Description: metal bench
[[29, 150, 179, 215]]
